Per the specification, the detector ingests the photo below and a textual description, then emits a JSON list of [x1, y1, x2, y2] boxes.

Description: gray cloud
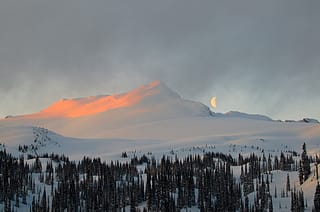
[[0, 0, 319, 120]]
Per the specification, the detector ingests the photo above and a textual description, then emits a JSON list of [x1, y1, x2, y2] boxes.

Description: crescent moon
[[211, 96, 216, 108]]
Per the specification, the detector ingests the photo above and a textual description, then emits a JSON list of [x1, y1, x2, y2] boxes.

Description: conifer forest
[[0, 143, 320, 211]]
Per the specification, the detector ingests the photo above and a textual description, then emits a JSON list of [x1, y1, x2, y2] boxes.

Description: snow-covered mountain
[[11, 80, 210, 119], [1, 80, 318, 141], [2, 81, 213, 137], [1, 81, 320, 211], [1, 80, 319, 156]]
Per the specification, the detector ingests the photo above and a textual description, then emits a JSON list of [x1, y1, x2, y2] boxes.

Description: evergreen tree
[[314, 182, 320, 211], [286, 173, 291, 193], [244, 195, 249, 212], [299, 162, 304, 185], [22, 191, 27, 205], [268, 194, 273, 212], [32, 157, 42, 173], [41, 189, 47, 212], [316, 163, 319, 180], [300, 142, 311, 183], [15, 194, 19, 208], [299, 190, 304, 211]]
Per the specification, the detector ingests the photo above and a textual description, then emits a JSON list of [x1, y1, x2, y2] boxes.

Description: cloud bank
[[1, 0, 319, 120]]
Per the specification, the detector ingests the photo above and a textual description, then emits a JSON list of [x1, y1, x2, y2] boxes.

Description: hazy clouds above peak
[[1, 0, 320, 120]]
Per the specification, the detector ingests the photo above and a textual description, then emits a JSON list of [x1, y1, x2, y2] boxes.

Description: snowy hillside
[[1, 80, 319, 168], [1, 81, 320, 211]]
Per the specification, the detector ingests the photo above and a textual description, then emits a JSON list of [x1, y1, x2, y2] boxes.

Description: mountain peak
[[135, 80, 180, 99], [146, 80, 162, 88], [20, 81, 180, 119]]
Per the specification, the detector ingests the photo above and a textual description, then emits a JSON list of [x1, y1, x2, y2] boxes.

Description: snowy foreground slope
[[1, 81, 320, 211]]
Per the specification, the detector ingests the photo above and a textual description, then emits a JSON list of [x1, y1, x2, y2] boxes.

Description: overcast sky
[[1, 0, 319, 120]]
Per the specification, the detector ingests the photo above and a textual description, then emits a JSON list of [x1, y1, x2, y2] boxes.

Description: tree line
[[0, 143, 319, 211]]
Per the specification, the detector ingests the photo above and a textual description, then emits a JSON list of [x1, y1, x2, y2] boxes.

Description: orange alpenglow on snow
[[27, 81, 163, 118]]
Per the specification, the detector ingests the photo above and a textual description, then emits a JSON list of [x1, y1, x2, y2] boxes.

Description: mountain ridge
[[1, 82, 320, 211], [3, 81, 318, 123], [22, 80, 180, 118]]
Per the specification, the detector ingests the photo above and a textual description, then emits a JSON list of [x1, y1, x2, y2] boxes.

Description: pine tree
[[291, 190, 297, 211], [316, 163, 319, 180], [15, 194, 19, 208], [22, 191, 27, 205], [4, 196, 9, 212], [268, 194, 273, 212], [244, 195, 249, 212], [41, 189, 47, 212], [314, 183, 320, 211], [33, 156, 42, 173], [301, 142, 311, 183], [299, 162, 304, 185], [299, 190, 304, 211], [286, 173, 291, 193]]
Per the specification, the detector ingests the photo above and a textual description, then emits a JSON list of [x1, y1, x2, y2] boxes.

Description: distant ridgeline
[[285, 118, 320, 123]]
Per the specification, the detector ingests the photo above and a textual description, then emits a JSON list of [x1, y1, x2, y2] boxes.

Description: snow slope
[[2, 81, 211, 137], [1, 81, 320, 211], [221, 110, 273, 121], [0, 80, 319, 158], [0, 80, 319, 152]]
